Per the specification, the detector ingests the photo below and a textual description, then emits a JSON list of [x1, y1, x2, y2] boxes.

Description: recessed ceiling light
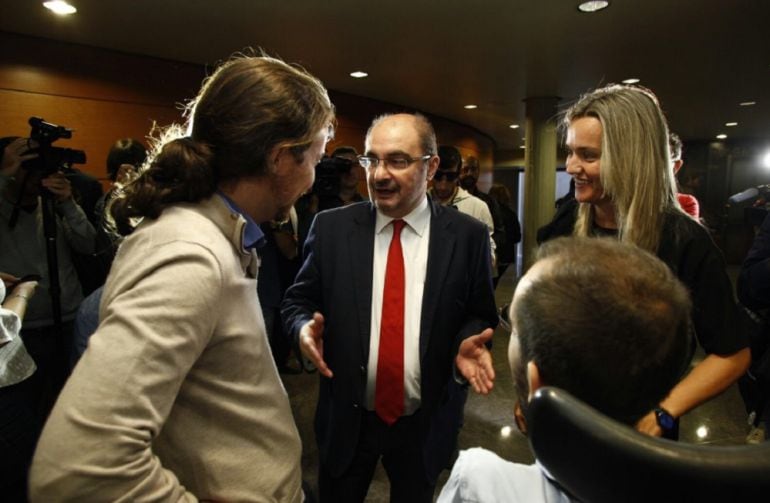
[[578, 1, 610, 13], [464, 104, 478, 110], [43, 1, 77, 15], [349, 71, 368, 78], [622, 78, 640, 84], [740, 101, 756, 106], [716, 134, 727, 140], [725, 122, 738, 127], [520, 145, 526, 149], [509, 124, 520, 129]]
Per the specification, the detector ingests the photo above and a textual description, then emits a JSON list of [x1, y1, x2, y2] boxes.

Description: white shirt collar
[[375, 195, 430, 237]]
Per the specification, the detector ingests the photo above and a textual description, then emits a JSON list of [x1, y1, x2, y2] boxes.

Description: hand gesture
[[456, 328, 495, 395], [41, 172, 73, 202], [299, 312, 332, 378], [0, 272, 20, 291]]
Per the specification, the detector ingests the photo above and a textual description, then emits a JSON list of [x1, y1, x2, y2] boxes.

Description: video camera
[[22, 116, 86, 175], [312, 155, 353, 198]]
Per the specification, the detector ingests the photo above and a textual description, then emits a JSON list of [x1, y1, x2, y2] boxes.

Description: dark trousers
[[319, 410, 434, 503], [0, 378, 40, 502], [20, 321, 74, 422]]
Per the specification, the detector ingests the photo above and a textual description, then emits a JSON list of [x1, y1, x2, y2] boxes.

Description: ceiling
[[2, 0, 769, 150]]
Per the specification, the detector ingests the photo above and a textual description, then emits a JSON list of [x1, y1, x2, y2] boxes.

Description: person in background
[[459, 155, 506, 256], [258, 207, 303, 373], [538, 84, 750, 440], [30, 54, 335, 502], [488, 183, 521, 280], [438, 237, 692, 502], [737, 211, 770, 443], [0, 274, 39, 502], [333, 145, 366, 206], [0, 135, 95, 425], [296, 145, 365, 250], [669, 132, 700, 219], [430, 144, 496, 273], [94, 138, 147, 245]]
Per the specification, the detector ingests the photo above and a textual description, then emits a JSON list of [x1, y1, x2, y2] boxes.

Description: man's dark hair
[[331, 145, 357, 158], [669, 132, 683, 162], [106, 138, 147, 181], [438, 145, 462, 171], [511, 237, 692, 424]]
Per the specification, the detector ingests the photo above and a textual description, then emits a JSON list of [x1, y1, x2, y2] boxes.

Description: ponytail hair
[[111, 52, 335, 235], [111, 136, 215, 235]]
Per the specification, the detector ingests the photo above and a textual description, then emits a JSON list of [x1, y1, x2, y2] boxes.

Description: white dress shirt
[[438, 448, 574, 503], [366, 196, 431, 415]]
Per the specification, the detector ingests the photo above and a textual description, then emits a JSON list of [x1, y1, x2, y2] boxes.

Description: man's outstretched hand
[[299, 312, 332, 378], [456, 328, 495, 395]]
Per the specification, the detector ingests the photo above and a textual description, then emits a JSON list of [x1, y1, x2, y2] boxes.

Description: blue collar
[[216, 191, 266, 251]]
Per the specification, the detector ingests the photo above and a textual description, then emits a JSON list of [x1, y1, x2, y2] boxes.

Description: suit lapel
[[420, 200, 455, 359], [350, 204, 376, 361]]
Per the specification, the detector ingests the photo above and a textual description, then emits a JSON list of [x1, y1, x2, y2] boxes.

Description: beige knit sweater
[[30, 195, 302, 502]]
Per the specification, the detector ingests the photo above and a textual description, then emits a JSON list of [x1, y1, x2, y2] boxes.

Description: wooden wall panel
[[0, 88, 184, 183], [1, 31, 496, 197]]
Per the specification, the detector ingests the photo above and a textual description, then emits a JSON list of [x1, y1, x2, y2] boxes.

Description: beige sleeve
[[29, 241, 221, 502]]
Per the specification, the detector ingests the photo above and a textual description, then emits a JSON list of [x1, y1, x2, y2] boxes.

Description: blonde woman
[[539, 84, 750, 439]]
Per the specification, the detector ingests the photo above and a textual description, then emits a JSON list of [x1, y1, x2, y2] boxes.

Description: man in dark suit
[[282, 113, 498, 502]]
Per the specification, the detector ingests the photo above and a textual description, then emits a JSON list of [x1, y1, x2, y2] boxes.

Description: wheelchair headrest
[[528, 387, 770, 503]]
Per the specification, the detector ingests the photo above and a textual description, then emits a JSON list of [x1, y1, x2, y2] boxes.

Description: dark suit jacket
[[282, 198, 498, 482]]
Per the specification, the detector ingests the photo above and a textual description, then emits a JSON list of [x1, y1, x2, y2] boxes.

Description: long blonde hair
[[564, 85, 681, 252]]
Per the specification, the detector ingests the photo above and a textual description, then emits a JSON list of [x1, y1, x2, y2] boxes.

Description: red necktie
[[375, 219, 406, 425]]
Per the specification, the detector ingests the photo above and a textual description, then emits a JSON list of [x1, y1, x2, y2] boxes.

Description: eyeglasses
[[434, 170, 459, 182], [357, 154, 432, 171]]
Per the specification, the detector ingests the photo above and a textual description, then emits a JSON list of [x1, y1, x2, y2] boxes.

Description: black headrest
[[528, 387, 770, 503]]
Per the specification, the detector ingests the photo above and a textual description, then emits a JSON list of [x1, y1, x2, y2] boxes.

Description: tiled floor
[[281, 265, 753, 502]]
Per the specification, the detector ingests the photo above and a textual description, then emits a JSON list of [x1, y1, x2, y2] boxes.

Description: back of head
[[438, 145, 462, 171], [112, 54, 334, 234], [106, 138, 147, 181], [331, 145, 357, 158], [488, 183, 511, 206], [511, 237, 691, 424], [668, 132, 683, 162], [565, 84, 678, 252]]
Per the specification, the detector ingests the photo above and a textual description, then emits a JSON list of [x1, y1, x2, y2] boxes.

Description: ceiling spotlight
[[349, 71, 368, 78], [578, 1, 610, 13], [740, 101, 757, 107], [509, 124, 520, 129], [464, 104, 478, 109], [725, 122, 738, 127], [622, 78, 640, 84], [43, 1, 77, 15], [716, 134, 727, 140], [520, 145, 526, 149]]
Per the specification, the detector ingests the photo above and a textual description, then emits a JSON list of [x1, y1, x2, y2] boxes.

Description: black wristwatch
[[654, 406, 676, 432]]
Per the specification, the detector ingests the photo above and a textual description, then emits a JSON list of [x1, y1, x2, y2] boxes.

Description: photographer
[[296, 146, 365, 247], [0, 135, 95, 423]]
